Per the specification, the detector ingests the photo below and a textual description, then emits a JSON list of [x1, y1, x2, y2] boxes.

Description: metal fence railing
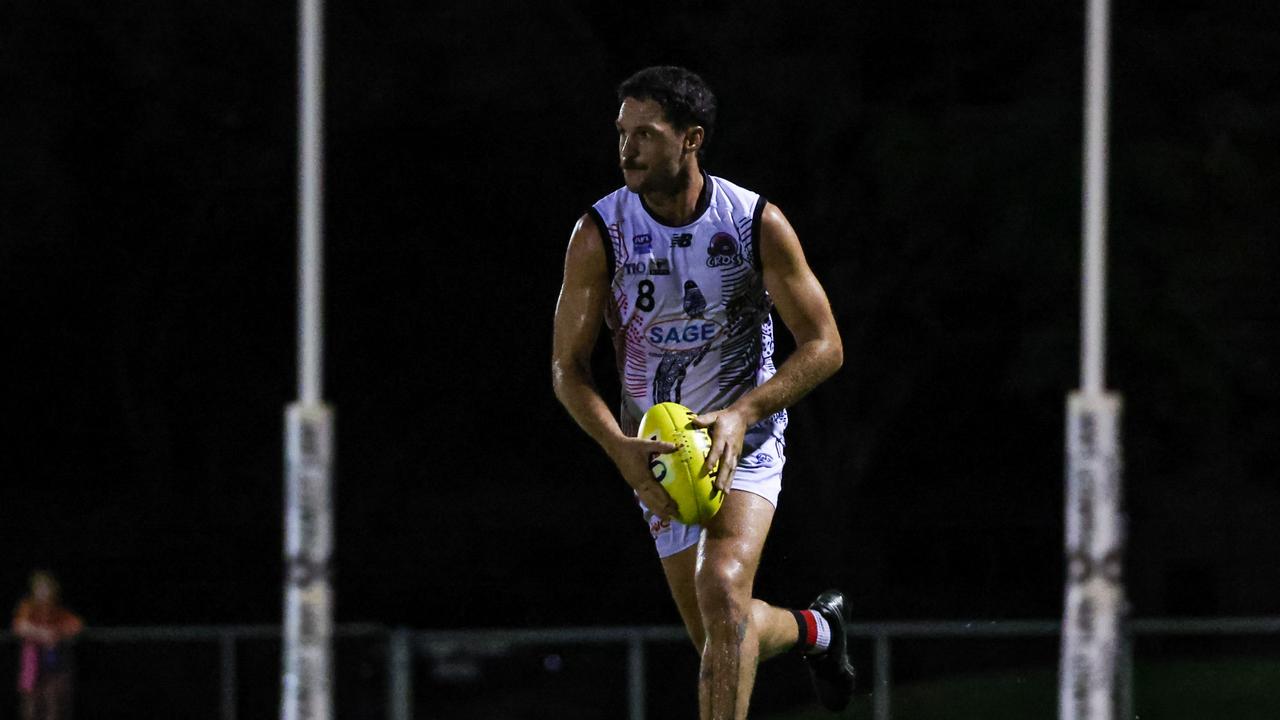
[[5, 617, 1280, 720]]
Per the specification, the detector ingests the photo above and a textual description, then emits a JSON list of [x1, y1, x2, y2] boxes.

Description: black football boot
[[803, 589, 857, 712]]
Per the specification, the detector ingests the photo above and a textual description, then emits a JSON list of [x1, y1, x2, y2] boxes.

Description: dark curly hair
[[617, 66, 717, 155]]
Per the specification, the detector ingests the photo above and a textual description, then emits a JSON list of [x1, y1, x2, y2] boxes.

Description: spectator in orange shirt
[[12, 571, 83, 720]]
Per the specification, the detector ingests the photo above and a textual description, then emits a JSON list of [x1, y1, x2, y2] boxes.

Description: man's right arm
[[551, 215, 679, 519]]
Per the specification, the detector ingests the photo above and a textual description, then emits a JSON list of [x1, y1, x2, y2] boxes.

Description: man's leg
[[46, 673, 71, 720], [20, 691, 36, 720], [684, 490, 797, 719], [663, 536, 793, 661], [661, 544, 705, 652], [659, 490, 853, 719]]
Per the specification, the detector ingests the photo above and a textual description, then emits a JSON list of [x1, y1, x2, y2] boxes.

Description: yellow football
[[638, 402, 723, 525]]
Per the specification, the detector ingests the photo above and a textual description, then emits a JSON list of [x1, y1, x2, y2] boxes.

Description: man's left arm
[[694, 202, 843, 492]]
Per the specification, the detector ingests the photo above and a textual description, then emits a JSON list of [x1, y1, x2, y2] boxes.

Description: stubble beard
[[626, 160, 689, 197]]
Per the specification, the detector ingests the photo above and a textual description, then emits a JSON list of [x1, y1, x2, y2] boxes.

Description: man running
[[552, 66, 854, 719]]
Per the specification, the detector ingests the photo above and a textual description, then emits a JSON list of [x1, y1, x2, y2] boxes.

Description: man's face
[[33, 578, 54, 602], [616, 97, 696, 194]]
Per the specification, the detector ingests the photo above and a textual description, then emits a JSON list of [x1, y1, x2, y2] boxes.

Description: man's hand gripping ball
[[637, 402, 724, 525]]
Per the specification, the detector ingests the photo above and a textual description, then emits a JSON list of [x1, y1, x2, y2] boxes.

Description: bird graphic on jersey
[[682, 280, 707, 319], [652, 278, 714, 403]]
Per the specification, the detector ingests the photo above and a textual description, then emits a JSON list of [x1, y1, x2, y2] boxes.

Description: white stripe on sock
[[808, 611, 832, 655]]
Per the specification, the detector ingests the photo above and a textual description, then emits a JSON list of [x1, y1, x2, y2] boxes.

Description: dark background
[[4, 0, 1279, 640]]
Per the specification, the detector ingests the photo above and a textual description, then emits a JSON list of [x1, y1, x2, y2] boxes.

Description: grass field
[[759, 658, 1280, 720]]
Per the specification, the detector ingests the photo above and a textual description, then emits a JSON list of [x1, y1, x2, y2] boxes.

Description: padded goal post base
[[1060, 392, 1125, 720], [283, 403, 335, 720]]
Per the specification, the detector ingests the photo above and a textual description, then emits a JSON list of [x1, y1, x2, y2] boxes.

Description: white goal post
[[282, 0, 334, 718], [1059, 0, 1127, 717]]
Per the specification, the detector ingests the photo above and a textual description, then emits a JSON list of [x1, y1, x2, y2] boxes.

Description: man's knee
[[749, 599, 773, 627], [696, 557, 751, 624]]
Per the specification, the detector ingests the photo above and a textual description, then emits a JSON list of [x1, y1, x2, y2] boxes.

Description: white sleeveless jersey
[[589, 173, 788, 457]]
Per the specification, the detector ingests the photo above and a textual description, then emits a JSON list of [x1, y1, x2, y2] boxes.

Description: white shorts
[[637, 435, 786, 558]]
